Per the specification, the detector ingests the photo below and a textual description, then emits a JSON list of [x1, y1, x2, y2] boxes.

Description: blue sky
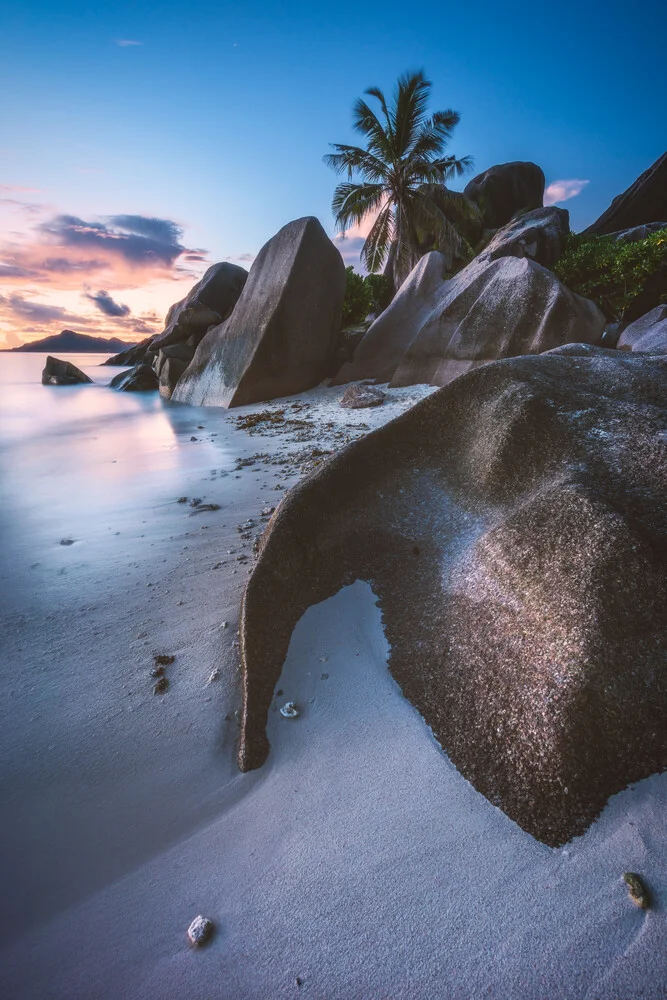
[[1, 0, 665, 345]]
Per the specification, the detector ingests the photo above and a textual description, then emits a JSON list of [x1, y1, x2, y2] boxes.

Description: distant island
[[3, 330, 137, 353]]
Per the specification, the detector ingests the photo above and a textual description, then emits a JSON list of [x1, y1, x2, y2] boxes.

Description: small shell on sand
[[623, 872, 651, 909], [280, 701, 299, 719], [187, 914, 214, 946]]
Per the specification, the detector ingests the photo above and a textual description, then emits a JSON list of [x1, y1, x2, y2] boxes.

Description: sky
[[1, 0, 665, 348]]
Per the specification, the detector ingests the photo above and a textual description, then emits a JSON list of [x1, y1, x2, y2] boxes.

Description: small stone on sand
[[280, 701, 299, 719], [187, 914, 214, 946]]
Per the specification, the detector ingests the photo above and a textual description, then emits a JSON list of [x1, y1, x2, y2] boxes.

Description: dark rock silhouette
[[584, 152, 667, 235], [109, 363, 158, 391], [103, 337, 156, 367], [464, 161, 545, 229], [238, 346, 667, 846], [8, 331, 135, 354], [173, 217, 346, 407], [42, 356, 93, 385]]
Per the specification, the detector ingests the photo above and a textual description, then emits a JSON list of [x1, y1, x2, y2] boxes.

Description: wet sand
[[0, 356, 664, 998]]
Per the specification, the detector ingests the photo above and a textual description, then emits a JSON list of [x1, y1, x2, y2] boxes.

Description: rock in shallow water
[[108, 363, 158, 392], [42, 356, 93, 386], [238, 345, 667, 846]]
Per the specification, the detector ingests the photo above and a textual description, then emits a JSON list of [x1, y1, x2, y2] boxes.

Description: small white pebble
[[207, 668, 221, 684], [187, 915, 214, 947]]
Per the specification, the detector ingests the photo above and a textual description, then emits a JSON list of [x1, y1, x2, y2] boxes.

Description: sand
[[0, 358, 665, 998]]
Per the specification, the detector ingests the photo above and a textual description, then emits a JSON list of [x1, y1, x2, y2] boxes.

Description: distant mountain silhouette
[[4, 330, 137, 353]]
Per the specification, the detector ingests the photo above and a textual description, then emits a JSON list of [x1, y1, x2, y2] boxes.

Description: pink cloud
[[544, 179, 590, 206]]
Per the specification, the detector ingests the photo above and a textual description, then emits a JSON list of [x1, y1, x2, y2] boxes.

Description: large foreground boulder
[[173, 217, 346, 407], [42, 356, 93, 385], [464, 161, 545, 229], [618, 305, 667, 353], [335, 246, 604, 387], [584, 152, 667, 235], [238, 347, 667, 846]]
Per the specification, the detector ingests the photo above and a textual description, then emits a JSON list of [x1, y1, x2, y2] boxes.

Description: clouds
[[0, 293, 84, 324], [544, 179, 590, 206], [38, 214, 188, 267], [116, 39, 143, 47], [84, 289, 131, 317], [0, 197, 214, 347]]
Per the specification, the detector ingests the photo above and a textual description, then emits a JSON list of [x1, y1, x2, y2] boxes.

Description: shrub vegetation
[[341, 267, 393, 326], [554, 228, 667, 321]]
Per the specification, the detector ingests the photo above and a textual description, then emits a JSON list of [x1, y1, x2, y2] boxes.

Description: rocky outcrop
[[109, 363, 158, 391], [42, 356, 93, 385], [609, 221, 667, 242], [173, 217, 346, 408], [464, 161, 545, 229], [618, 305, 667, 353], [334, 246, 604, 388], [151, 262, 248, 352], [584, 152, 667, 236], [238, 346, 667, 847], [103, 337, 156, 367], [477, 206, 570, 269]]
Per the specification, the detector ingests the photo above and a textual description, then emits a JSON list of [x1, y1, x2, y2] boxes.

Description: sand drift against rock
[[239, 346, 667, 846]]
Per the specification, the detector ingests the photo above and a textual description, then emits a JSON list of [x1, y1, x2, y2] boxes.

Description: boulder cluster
[[41, 154, 667, 848]]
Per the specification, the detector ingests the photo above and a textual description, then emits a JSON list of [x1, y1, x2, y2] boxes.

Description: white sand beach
[[1, 355, 665, 999]]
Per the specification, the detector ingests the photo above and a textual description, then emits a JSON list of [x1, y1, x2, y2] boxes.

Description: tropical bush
[[341, 267, 393, 326], [553, 228, 667, 321]]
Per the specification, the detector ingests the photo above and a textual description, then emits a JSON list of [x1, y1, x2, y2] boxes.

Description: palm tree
[[325, 70, 480, 292]]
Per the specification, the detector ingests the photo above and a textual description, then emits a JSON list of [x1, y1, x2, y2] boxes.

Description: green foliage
[[341, 266, 393, 326], [553, 228, 667, 320], [325, 70, 480, 290]]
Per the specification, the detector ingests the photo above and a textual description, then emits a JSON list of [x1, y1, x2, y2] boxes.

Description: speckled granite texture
[[239, 345, 667, 846]]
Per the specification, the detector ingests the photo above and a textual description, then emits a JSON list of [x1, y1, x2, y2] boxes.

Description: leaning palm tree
[[325, 70, 480, 291]]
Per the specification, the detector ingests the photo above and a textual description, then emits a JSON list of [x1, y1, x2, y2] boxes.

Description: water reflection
[[0, 354, 233, 543]]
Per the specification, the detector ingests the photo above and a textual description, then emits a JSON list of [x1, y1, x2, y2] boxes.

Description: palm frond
[[361, 203, 395, 273], [392, 69, 431, 157], [323, 144, 390, 183], [352, 98, 394, 161], [331, 181, 386, 232], [418, 183, 482, 242], [364, 86, 394, 141]]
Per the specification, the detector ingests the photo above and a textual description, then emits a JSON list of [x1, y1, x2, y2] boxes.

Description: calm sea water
[[0, 353, 234, 536]]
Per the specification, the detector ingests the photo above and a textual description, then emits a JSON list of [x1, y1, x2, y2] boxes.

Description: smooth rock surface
[[109, 363, 158, 392], [239, 347, 667, 846], [618, 305, 667, 353], [464, 161, 545, 229], [477, 206, 570, 269], [173, 217, 346, 408], [41, 356, 94, 385], [584, 152, 667, 235], [335, 251, 605, 388]]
